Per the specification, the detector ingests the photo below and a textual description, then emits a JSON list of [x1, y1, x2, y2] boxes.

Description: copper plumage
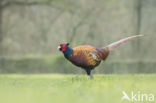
[[58, 35, 142, 79]]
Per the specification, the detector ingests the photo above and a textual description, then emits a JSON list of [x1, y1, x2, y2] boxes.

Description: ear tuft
[[66, 43, 70, 46]]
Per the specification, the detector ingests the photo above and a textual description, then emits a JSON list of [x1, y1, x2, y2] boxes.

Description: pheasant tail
[[106, 35, 143, 51], [100, 47, 110, 61], [100, 35, 143, 60]]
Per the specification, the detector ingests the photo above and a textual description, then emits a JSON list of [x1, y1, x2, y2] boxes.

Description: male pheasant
[[58, 35, 142, 79]]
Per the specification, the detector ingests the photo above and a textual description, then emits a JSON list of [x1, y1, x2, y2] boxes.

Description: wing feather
[[69, 45, 102, 68]]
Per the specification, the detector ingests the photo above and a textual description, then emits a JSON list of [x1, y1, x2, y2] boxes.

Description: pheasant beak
[[58, 46, 62, 51]]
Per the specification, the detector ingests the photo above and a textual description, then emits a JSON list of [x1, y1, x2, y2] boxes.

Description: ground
[[0, 74, 155, 103]]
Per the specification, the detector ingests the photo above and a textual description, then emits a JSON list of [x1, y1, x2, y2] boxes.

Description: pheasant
[[58, 35, 142, 79]]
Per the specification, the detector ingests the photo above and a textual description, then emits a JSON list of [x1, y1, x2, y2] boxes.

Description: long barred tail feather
[[106, 35, 143, 51]]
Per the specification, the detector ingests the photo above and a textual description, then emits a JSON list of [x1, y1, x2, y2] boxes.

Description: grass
[[0, 74, 155, 103]]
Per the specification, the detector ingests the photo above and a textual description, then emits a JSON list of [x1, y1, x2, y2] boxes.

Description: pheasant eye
[[59, 48, 62, 51], [58, 45, 62, 51]]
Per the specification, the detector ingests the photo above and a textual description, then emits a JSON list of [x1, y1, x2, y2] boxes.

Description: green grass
[[0, 74, 156, 103]]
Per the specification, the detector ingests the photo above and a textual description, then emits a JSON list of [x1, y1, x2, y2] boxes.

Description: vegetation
[[0, 0, 155, 73], [0, 1, 155, 103], [0, 74, 155, 103], [0, 0, 155, 60], [0, 55, 156, 74]]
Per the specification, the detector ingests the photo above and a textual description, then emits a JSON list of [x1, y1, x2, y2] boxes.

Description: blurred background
[[0, 0, 156, 74]]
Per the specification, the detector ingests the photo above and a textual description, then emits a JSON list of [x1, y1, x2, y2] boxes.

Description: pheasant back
[[68, 45, 109, 70]]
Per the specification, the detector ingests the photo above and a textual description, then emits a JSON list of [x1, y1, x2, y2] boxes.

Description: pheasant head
[[58, 43, 73, 58]]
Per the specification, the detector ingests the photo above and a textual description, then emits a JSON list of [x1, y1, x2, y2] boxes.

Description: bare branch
[[136, 0, 142, 51], [69, 8, 94, 43], [38, 10, 64, 41], [1, 0, 52, 9]]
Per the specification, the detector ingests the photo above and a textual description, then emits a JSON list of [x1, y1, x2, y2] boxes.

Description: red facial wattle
[[62, 47, 66, 52], [60, 44, 67, 52]]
